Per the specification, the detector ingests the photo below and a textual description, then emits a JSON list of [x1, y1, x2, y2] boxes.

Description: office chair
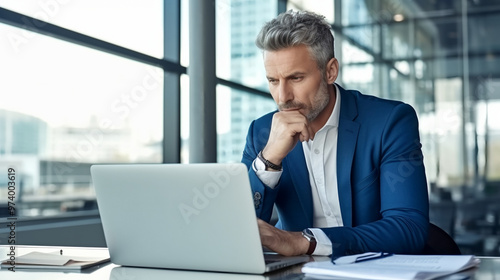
[[421, 223, 462, 255]]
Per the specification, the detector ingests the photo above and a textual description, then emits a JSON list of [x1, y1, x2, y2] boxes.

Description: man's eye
[[292, 76, 303, 81]]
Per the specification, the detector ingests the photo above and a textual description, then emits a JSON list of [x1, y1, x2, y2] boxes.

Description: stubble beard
[[305, 79, 330, 122], [278, 79, 331, 122]]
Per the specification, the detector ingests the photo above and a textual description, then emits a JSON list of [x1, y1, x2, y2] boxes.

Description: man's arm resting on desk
[[320, 211, 429, 258]]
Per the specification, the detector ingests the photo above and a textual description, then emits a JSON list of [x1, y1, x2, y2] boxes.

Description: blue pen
[[355, 252, 393, 263], [332, 252, 393, 265]]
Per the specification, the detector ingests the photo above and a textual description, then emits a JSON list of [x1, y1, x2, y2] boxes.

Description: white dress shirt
[[252, 85, 342, 256]]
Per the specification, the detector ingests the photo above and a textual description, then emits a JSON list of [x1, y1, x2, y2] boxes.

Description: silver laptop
[[91, 163, 308, 274]]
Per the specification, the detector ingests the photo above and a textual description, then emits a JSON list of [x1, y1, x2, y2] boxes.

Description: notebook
[[90, 163, 308, 274]]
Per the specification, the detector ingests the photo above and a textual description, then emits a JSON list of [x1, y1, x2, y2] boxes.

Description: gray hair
[[255, 10, 335, 72]]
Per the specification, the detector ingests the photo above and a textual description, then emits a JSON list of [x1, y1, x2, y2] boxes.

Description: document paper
[[302, 254, 479, 280], [1, 251, 110, 270]]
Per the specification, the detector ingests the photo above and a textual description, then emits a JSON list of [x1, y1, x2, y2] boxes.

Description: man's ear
[[325, 57, 339, 84]]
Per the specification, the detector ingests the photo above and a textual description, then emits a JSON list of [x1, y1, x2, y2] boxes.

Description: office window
[[382, 22, 411, 60], [178, 0, 277, 164], [331, 0, 500, 256], [0, 5, 164, 218], [0, 0, 163, 58], [343, 24, 381, 56], [217, 0, 277, 92], [180, 0, 189, 67], [215, 0, 278, 162], [217, 86, 277, 163], [180, 73, 189, 163], [287, 0, 334, 23]]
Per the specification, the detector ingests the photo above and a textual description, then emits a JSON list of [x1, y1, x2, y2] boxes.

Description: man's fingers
[[308, 125, 314, 140], [257, 219, 274, 246], [257, 218, 307, 256], [264, 110, 314, 165], [266, 112, 311, 161]]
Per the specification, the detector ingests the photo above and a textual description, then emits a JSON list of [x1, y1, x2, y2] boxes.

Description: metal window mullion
[[163, 0, 182, 163], [0, 7, 185, 73], [188, 0, 217, 163]]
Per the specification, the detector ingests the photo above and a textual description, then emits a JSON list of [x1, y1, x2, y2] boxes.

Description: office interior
[[0, 0, 499, 256]]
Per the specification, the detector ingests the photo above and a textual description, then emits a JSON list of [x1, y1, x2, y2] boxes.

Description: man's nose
[[278, 82, 293, 103]]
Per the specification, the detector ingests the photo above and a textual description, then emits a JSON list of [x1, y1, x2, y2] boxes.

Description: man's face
[[263, 45, 330, 123]]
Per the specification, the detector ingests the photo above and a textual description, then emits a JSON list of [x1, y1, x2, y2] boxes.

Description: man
[[241, 10, 429, 258]]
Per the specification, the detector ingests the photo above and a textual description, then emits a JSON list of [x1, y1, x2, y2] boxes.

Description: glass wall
[[0, 2, 165, 220], [178, 0, 277, 163], [215, 0, 278, 163]]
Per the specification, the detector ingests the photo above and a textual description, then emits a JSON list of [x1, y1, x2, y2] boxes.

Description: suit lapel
[[336, 86, 360, 227], [285, 143, 314, 227]]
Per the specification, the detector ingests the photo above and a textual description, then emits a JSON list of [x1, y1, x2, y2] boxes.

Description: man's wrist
[[308, 228, 332, 256], [252, 158, 282, 188], [302, 229, 317, 255], [258, 151, 282, 171]]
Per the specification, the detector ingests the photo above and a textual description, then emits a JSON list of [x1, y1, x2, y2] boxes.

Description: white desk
[[1, 246, 499, 279]]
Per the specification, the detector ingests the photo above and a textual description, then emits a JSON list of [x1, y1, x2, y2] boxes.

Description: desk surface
[[1, 246, 499, 280]]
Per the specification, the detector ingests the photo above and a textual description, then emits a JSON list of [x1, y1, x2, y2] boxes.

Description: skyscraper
[[217, 0, 278, 162]]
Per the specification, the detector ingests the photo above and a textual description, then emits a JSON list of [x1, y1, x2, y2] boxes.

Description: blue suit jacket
[[241, 84, 429, 257]]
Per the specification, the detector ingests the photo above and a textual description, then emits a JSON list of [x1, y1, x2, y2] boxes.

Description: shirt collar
[[323, 83, 341, 129]]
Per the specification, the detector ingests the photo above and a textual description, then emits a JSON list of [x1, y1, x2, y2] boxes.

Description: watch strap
[[306, 238, 317, 255], [302, 229, 317, 255], [257, 151, 282, 171]]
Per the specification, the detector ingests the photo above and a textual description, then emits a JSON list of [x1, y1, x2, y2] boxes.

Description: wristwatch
[[302, 228, 317, 255], [257, 151, 282, 171]]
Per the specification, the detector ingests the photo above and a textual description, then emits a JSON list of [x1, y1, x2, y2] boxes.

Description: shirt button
[[326, 211, 332, 216], [314, 149, 320, 154]]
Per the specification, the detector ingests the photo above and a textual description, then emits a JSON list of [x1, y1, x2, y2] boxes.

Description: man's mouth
[[279, 102, 304, 112]]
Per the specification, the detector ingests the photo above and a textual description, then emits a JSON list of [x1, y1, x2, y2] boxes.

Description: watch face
[[302, 229, 315, 241]]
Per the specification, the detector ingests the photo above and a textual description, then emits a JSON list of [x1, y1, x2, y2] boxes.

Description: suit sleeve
[[321, 103, 429, 258], [241, 118, 280, 223]]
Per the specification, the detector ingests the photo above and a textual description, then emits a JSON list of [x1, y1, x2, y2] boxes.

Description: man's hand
[[262, 111, 313, 166], [257, 218, 309, 256]]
